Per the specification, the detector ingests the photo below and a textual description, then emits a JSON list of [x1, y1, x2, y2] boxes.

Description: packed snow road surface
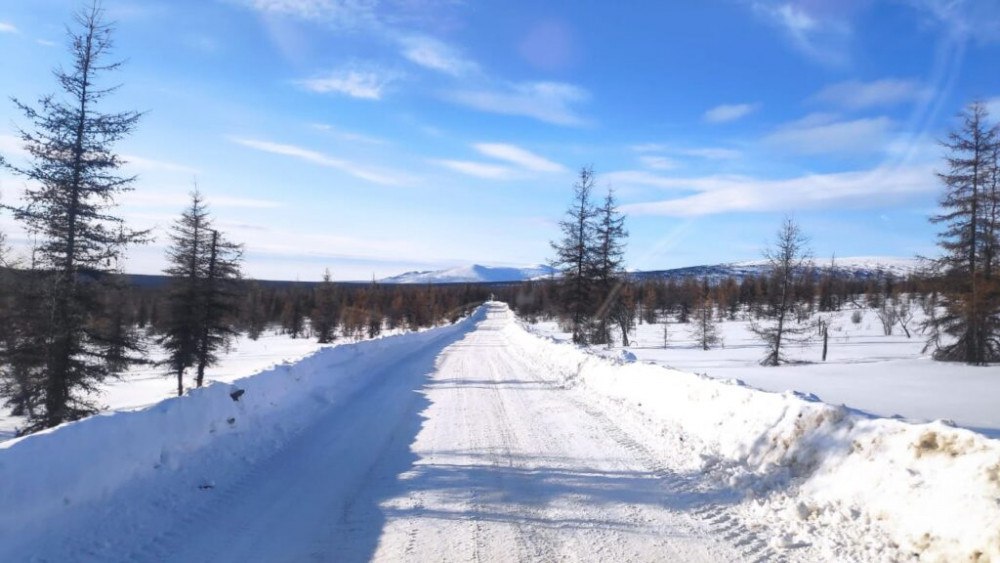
[[3, 304, 755, 562], [3, 303, 998, 561]]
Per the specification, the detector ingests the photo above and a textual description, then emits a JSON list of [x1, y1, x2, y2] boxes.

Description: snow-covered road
[[6, 302, 998, 561], [16, 303, 764, 562], [360, 303, 751, 562]]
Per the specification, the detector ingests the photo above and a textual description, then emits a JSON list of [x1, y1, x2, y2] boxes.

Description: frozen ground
[[0, 303, 997, 561], [527, 304, 1000, 438]]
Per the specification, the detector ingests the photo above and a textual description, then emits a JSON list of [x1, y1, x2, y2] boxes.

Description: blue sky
[[1, 0, 1000, 281]]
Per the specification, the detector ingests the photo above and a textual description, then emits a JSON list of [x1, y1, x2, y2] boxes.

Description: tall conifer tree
[[551, 166, 598, 344], [160, 192, 242, 394], [928, 101, 1000, 363], [0, 3, 146, 429]]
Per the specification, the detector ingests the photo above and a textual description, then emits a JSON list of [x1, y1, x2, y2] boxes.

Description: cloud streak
[[237, 0, 378, 28], [448, 81, 590, 126], [0, 22, 17, 33], [638, 155, 679, 171], [631, 144, 743, 160], [122, 190, 284, 209], [703, 103, 759, 123], [311, 123, 387, 145], [399, 35, 478, 76], [751, 1, 852, 66], [473, 143, 565, 173], [612, 164, 936, 217], [297, 67, 396, 99], [230, 137, 408, 185], [123, 155, 201, 175], [434, 160, 512, 179], [764, 115, 894, 155], [812, 78, 929, 110], [905, 0, 1000, 43], [0, 134, 27, 159]]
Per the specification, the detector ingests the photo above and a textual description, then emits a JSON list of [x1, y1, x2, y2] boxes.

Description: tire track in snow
[[445, 309, 798, 561], [555, 384, 788, 563], [483, 376, 561, 562]]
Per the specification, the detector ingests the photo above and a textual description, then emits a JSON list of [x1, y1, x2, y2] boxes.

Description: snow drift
[[0, 307, 485, 553], [499, 306, 1000, 561]]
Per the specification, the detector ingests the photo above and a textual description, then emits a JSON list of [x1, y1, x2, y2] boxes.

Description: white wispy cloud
[[631, 144, 742, 160], [236, 0, 462, 32], [681, 147, 743, 160], [812, 78, 929, 110], [703, 103, 759, 123], [2, 138, 202, 175], [122, 190, 283, 209], [763, 115, 894, 155], [630, 143, 668, 153], [0, 22, 18, 34], [448, 81, 590, 126], [237, 0, 378, 28], [310, 123, 387, 145], [638, 155, 679, 171], [752, 1, 852, 66], [0, 134, 27, 159], [297, 67, 396, 100], [612, 164, 936, 217], [435, 160, 513, 179], [473, 143, 565, 173], [230, 137, 408, 185], [985, 97, 1000, 120], [209, 196, 286, 209], [905, 0, 1000, 42], [122, 155, 201, 175], [399, 35, 478, 76], [35, 39, 57, 47]]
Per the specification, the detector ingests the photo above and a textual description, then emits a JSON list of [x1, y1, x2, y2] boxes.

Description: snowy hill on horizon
[[632, 255, 922, 282], [380, 264, 557, 284], [380, 257, 921, 285]]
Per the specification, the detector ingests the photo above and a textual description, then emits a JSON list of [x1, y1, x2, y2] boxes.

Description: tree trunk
[[195, 231, 219, 388], [821, 324, 828, 362]]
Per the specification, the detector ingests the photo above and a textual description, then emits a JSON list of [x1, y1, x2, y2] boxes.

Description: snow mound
[[381, 264, 556, 284], [500, 305, 1000, 561], [0, 307, 486, 552]]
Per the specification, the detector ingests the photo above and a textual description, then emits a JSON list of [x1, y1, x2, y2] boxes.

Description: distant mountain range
[[380, 264, 558, 284], [379, 257, 921, 285], [632, 256, 921, 283]]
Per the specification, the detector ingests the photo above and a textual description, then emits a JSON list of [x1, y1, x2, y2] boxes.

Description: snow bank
[[0, 307, 485, 548], [499, 306, 1000, 561]]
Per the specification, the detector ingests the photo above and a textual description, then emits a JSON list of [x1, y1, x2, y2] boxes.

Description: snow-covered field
[[528, 304, 1000, 438], [0, 303, 997, 561]]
